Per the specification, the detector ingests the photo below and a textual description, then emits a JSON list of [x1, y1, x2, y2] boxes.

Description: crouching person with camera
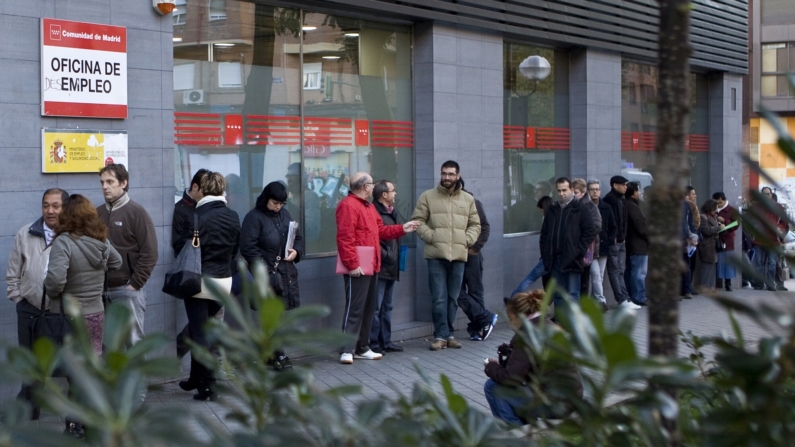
[[483, 291, 583, 426]]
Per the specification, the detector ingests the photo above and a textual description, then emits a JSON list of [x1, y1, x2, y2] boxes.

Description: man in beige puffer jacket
[[411, 161, 480, 351]]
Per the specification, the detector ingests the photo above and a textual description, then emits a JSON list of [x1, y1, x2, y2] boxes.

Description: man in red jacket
[[336, 172, 418, 364]]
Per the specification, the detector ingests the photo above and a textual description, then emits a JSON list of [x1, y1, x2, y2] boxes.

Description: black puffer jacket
[[625, 197, 649, 256], [374, 201, 401, 282], [539, 197, 596, 273], [240, 206, 304, 310], [195, 198, 240, 278]]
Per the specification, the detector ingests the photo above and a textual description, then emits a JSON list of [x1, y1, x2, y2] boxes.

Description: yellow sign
[[42, 129, 128, 173]]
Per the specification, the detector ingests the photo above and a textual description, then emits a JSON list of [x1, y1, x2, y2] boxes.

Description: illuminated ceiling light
[[344, 33, 359, 37], [322, 56, 340, 60], [302, 26, 317, 31], [214, 43, 234, 47], [172, 37, 183, 42]]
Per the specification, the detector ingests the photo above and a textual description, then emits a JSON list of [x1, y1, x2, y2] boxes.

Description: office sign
[[41, 18, 127, 118], [42, 129, 128, 173]]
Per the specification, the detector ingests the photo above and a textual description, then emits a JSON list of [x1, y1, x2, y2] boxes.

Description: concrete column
[[413, 23, 503, 323], [569, 48, 622, 186], [709, 73, 744, 206]]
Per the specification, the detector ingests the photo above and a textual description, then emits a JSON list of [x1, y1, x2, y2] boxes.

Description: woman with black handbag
[[179, 172, 240, 401], [44, 194, 121, 437], [240, 181, 304, 370]]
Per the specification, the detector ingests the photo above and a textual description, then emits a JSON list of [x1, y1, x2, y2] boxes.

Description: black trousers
[[341, 274, 379, 355], [184, 298, 222, 387], [16, 300, 40, 407], [457, 253, 493, 335]]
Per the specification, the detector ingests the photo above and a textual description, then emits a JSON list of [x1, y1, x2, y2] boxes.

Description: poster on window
[[42, 129, 128, 173]]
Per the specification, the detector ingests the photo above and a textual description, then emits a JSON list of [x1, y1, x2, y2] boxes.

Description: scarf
[[196, 195, 228, 208], [558, 195, 575, 208]]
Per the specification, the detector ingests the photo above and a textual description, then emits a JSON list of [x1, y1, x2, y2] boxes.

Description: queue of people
[[6, 159, 764, 431]]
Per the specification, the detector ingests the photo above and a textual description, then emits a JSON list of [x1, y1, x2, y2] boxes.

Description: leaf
[[728, 310, 745, 349], [440, 375, 467, 416], [259, 297, 286, 334], [603, 333, 637, 369], [102, 303, 133, 352]]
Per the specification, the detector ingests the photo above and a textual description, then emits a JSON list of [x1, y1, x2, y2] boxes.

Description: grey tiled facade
[[0, 0, 746, 402]]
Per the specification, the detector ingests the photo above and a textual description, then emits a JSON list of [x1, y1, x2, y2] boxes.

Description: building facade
[[0, 0, 747, 398], [748, 0, 795, 208]]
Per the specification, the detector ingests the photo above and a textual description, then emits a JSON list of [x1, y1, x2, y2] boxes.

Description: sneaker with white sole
[[340, 353, 353, 364], [482, 314, 498, 341], [619, 300, 641, 310], [353, 349, 383, 360]]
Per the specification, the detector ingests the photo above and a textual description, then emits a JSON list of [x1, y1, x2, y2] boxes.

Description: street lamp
[[517, 55, 551, 96]]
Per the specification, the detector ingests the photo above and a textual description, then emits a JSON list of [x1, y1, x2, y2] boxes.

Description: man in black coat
[[457, 180, 498, 341], [369, 180, 405, 353], [624, 182, 649, 306], [602, 175, 638, 310], [539, 177, 596, 312]]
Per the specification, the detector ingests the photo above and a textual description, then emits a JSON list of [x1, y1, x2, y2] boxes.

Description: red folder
[[336, 246, 375, 275]]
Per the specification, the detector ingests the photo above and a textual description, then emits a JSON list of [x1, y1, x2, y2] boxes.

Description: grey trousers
[[106, 286, 146, 345], [606, 242, 631, 303]]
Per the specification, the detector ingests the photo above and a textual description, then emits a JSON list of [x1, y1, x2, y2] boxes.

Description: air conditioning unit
[[183, 89, 204, 105]]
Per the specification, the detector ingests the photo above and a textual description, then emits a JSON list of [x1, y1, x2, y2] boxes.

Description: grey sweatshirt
[[45, 233, 122, 316]]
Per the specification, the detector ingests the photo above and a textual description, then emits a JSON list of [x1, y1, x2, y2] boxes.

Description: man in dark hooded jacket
[[539, 177, 596, 312]]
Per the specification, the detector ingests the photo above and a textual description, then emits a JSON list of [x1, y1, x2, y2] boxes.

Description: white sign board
[[41, 18, 127, 119]]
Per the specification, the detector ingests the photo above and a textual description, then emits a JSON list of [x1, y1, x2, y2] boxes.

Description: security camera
[[153, 0, 176, 15]]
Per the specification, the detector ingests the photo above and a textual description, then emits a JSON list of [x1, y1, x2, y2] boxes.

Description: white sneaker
[[340, 353, 353, 364], [620, 300, 641, 310], [353, 349, 383, 360]]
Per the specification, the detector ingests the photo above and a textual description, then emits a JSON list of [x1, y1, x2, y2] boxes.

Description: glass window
[[208, 0, 227, 21], [761, 42, 794, 98], [173, 3, 414, 255], [174, 0, 187, 25], [503, 44, 569, 234], [620, 62, 710, 198]]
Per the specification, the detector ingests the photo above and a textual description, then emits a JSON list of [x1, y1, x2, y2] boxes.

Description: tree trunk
[[647, 0, 692, 444]]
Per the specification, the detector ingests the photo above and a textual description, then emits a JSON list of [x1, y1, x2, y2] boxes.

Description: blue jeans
[[427, 259, 465, 340], [370, 278, 395, 349], [549, 259, 581, 310], [764, 248, 779, 287], [511, 259, 546, 296], [484, 379, 532, 426], [628, 255, 648, 304]]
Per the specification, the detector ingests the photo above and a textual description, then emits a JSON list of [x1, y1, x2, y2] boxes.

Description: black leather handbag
[[163, 214, 203, 299], [30, 288, 72, 346]]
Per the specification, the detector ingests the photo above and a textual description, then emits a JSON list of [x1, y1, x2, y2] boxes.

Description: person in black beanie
[[240, 181, 305, 370]]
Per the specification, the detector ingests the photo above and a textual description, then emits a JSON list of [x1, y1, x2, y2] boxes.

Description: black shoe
[[179, 378, 200, 391], [272, 355, 293, 371], [370, 346, 384, 354], [64, 420, 86, 440], [383, 343, 404, 352], [767, 286, 777, 291], [31, 407, 40, 421], [725, 280, 732, 292], [193, 388, 220, 401], [754, 285, 765, 290], [777, 284, 789, 291]]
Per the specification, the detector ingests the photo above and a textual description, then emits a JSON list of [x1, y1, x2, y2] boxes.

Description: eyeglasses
[[440, 172, 457, 178], [364, 182, 374, 187], [387, 189, 396, 193]]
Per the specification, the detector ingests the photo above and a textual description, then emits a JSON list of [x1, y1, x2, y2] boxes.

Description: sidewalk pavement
[[36, 283, 794, 439]]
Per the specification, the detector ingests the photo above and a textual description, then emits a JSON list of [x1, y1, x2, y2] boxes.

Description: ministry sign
[[42, 129, 128, 173], [41, 18, 127, 119]]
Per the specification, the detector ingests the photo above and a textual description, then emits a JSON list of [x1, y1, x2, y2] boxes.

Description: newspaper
[[285, 221, 299, 257]]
